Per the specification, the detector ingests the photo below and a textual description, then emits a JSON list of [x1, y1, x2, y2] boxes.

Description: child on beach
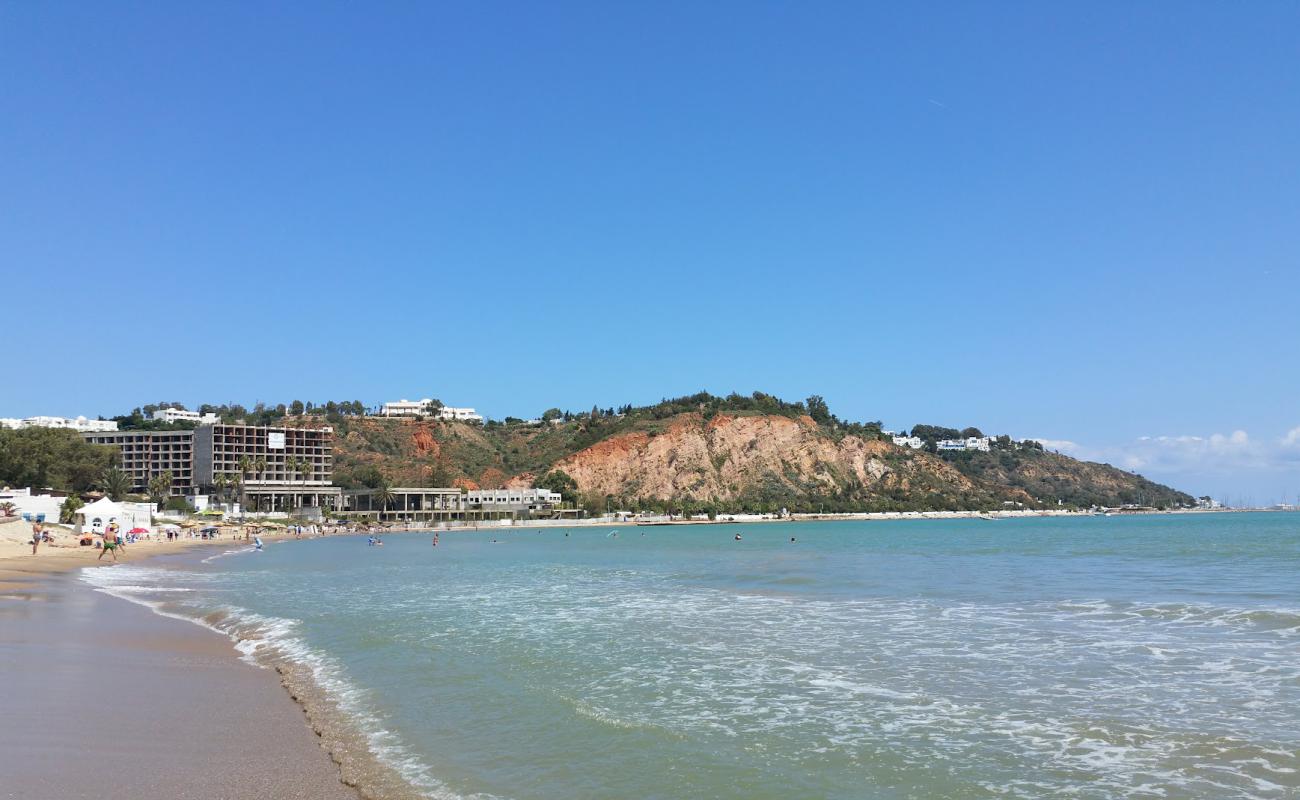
[[30, 523, 42, 555]]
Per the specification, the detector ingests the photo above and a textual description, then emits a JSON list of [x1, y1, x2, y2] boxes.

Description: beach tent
[[77, 497, 124, 535]]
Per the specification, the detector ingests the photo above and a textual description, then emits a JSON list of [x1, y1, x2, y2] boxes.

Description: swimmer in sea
[[734, 532, 743, 541]]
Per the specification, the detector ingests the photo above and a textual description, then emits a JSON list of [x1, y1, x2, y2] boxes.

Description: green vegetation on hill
[[307, 391, 1194, 511]]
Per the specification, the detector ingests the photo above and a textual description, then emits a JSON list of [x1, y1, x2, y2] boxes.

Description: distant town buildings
[[379, 399, 484, 423], [151, 407, 219, 425], [1, 415, 118, 432], [889, 434, 993, 452]]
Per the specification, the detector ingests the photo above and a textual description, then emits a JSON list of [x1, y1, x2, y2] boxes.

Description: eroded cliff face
[[553, 413, 981, 503]]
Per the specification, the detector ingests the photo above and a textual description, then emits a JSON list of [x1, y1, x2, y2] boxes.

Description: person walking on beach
[[31, 523, 42, 555], [98, 524, 120, 562]]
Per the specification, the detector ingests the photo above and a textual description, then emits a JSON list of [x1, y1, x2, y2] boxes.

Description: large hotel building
[[84, 423, 340, 514], [83, 429, 196, 496], [193, 424, 340, 513]]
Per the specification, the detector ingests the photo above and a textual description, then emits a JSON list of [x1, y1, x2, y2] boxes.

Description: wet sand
[[0, 559, 359, 800]]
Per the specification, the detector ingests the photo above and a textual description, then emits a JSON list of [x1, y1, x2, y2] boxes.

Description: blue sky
[[2, 3, 1297, 502]]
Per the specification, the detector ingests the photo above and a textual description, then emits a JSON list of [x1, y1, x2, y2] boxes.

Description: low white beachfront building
[[0, 487, 68, 523], [151, 407, 219, 425], [464, 488, 562, 510], [0, 415, 118, 432]]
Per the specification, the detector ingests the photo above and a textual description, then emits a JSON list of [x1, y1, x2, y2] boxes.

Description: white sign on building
[[268, 432, 286, 449]]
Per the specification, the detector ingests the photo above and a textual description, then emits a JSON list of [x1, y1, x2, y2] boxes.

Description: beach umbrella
[[128, 527, 149, 534], [179, 520, 199, 528]]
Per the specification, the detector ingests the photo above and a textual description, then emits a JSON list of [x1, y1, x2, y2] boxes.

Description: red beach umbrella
[[129, 527, 149, 534]]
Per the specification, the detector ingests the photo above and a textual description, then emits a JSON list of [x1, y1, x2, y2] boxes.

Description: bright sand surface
[[0, 524, 359, 800]]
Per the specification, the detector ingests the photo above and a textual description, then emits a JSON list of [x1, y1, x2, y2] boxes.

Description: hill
[[301, 392, 1193, 514]]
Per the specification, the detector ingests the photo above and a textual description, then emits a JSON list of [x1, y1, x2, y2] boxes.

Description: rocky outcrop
[[553, 413, 983, 504]]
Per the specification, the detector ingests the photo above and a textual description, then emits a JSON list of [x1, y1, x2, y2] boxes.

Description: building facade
[[937, 437, 993, 452], [463, 488, 563, 511], [378, 400, 484, 423], [380, 398, 435, 417], [83, 429, 196, 495], [341, 486, 569, 523], [436, 407, 483, 423], [151, 407, 219, 425], [193, 424, 339, 515]]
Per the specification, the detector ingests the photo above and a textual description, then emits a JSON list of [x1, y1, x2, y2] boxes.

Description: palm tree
[[147, 471, 173, 507], [373, 482, 395, 517], [0, 501, 16, 517], [229, 471, 244, 511], [238, 456, 254, 485], [100, 466, 131, 501], [254, 456, 267, 482], [213, 474, 228, 506], [59, 495, 84, 524]]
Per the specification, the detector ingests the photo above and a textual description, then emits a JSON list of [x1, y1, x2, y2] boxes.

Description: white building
[[0, 415, 118, 432], [892, 435, 924, 449], [464, 488, 562, 509], [380, 398, 436, 417], [437, 407, 483, 423], [0, 487, 67, 523], [937, 437, 992, 452], [151, 407, 219, 425]]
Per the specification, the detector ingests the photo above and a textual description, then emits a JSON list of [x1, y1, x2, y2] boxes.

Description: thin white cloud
[[1034, 428, 1294, 475]]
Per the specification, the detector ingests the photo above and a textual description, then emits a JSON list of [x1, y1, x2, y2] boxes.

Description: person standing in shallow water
[[98, 523, 120, 562]]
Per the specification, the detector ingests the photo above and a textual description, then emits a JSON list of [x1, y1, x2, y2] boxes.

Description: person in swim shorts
[[98, 523, 120, 562]]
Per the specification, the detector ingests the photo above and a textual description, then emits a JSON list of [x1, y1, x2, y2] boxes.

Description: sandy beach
[[0, 523, 360, 800]]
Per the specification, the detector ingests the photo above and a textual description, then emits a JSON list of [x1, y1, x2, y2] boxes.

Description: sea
[[81, 513, 1300, 799]]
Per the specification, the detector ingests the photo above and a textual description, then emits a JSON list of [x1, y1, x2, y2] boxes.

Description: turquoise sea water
[[84, 514, 1300, 799]]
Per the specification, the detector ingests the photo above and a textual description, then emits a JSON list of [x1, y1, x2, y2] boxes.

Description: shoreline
[[0, 532, 381, 800]]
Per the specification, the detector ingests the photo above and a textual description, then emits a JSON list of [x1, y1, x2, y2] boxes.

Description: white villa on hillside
[[379, 399, 483, 422], [151, 407, 219, 425], [937, 437, 992, 452], [892, 435, 924, 449]]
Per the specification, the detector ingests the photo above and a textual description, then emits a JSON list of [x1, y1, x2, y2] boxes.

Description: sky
[[2, 2, 1297, 503]]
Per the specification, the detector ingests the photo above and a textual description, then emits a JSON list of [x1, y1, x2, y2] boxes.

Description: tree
[[806, 395, 832, 425], [959, 427, 984, 439], [0, 427, 116, 492], [373, 482, 395, 513], [100, 466, 131, 501], [536, 469, 578, 500], [0, 501, 16, 517], [541, 408, 563, 422], [147, 471, 173, 506], [59, 495, 84, 524]]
